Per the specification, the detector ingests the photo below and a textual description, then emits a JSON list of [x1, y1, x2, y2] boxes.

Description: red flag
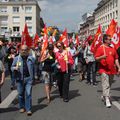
[[106, 19, 120, 49], [83, 35, 92, 46], [91, 25, 102, 53], [40, 25, 48, 62], [24, 23, 29, 34], [106, 19, 117, 37], [21, 23, 32, 47], [86, 35, 93, 42], [41, 32, 48, 54], [34, 33, 40, 47], [59, 28, 69, 47], [40, 37, 48, 62], [76, 35, 79, 45], [69, 37, 73, 43], [111, 26, 120, 49], [59, 28, 67, 41], [62, 28, 67, 36], [42, 24, 47, 36], [63, 38, 69, 47]]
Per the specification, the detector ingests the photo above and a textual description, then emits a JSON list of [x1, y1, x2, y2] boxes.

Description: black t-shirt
[[43, 52, 55, 72], [78, 49, 86, 64], [22, 56, 30, 78]]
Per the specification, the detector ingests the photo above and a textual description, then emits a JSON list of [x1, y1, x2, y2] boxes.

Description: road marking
[[112, 101, 120, 110], [0, 90, 18, 108], [1, 88, 120, 111]]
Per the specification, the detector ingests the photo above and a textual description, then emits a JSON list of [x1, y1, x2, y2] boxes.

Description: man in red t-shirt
[[95, 34, 120, 108]]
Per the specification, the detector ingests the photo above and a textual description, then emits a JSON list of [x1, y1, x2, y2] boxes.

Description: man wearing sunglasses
[[95, 34, 120, 108]]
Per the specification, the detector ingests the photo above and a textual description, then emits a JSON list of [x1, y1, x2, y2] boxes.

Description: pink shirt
[[55, 50, 74, 72]]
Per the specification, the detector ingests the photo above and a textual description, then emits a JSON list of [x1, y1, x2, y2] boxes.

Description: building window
[[13, 16, 20, 23], [104, 17, 105, 23], [113, 0, 115, 8], [108, 14, 109, 21], [25, 16, 32, 23], [110, 13, 112, 19], [113, 12, 115, 19], [108, 4, 109, 11], [0, 16, 8, 25], [13, 26, 20, 32], [116, 10, 118, 19], [0, 27, 7, 34], [115, 0, 118, 7], [28, 26, 32, 33], [106, 6, 107, 12], [110, 2, 112, 10], [0, 7, 7, 13], [13, 7, 19, 13], [106, 16, 108, 21], [25, 7, 32, 13]]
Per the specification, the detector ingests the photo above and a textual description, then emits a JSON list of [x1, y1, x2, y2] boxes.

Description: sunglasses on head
[[57, 45, 62, 47], [107, 38, 111, 40]]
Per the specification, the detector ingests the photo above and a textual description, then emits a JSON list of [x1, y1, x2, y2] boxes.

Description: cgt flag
[[106, 19, 117, 38], [91, 25, 102, 54], [106, 19, 120, 49]]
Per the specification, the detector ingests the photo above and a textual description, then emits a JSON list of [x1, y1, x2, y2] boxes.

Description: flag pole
[[66, 48, 68, 73]]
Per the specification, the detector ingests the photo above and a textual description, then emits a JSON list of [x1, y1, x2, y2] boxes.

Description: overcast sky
[[38, 0, 100, 32]]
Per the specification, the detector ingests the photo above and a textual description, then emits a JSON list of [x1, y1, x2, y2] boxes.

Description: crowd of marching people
[[0, 32, 120, 116]]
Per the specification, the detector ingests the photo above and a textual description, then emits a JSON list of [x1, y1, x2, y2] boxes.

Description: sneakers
[[19, 108, 32, 116], [79, 74, 83, 82], [93, 83, 97, 87], [63, 99, 69, 102], [27, 111, 32, 116], [101, 96, 112, 108], [105, 97, 111, 108], [86, 81, 91, 85], [10, 85, 16, 90], [53, 82, 57, 88], [19, 108, 25, 113], [101, 96, 105, 102]]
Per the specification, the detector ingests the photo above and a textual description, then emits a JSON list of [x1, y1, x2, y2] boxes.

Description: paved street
[[0, 74, 120, 120]]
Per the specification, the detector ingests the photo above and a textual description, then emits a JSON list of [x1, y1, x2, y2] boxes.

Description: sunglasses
[[57, 45, 62, 48], [21, 49, 28, 51], [107, 39, 111, 41]]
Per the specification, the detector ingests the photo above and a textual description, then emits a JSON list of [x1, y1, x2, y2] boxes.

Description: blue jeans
[[9, 68, 15, 87], [17, 77, 32, 112], [11, 71, 16, 86]]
